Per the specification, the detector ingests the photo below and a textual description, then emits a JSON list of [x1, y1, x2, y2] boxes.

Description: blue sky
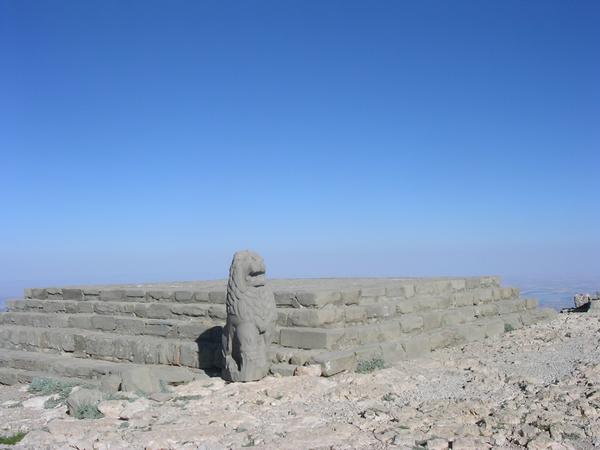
[[1, 1, 599, 295]]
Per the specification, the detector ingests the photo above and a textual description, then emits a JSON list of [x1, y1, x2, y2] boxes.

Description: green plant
[[0, 431, 27, 445], [29, 378, 77, 397], [356, 357, 385, 374], [382, 393, 395, 402], [504, 323, 515, 332], [74, 404, 104, 420]]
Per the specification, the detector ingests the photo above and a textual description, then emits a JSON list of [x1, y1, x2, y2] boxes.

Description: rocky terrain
[[0, 312, 598, 450]]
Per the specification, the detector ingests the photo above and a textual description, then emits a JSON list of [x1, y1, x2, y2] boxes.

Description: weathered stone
[[314, 350, 356, 376], [120, 366, 163, 394], [294, 364, 322, 377], [221, 251, 277, 382], [280, 327, 343, 350], [66, 387, 103, 416], [270, 363, 297, 377]]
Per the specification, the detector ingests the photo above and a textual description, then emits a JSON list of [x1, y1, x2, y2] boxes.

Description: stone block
[[115, 317, 145, 335], [398, 314, 423, 333], [497, 299, 525, 315], [287, 306, 341, 327], [365, 302, 394, 319], [144, 304, 173, 319], [24, 288, 32, 299], [145, 321, 174, 337], [429, 328, 459, 350], [454, 323, 486, 343], [344, 306, 367, 323], [379, 341, 406, 363], [270, 363, 297, 377], [295, 291, 341, 308], [94, 302, 120, 315], [171, 304, 206, 317], [274, 291, 295, 306], [396, 298, 420, 314], [341, 290, 360, 305], [420, 311, 443, 331], [399, 335, 431, 358], [474, 303, 498, 317], [193, 291, 210, 302], [125, 289, 145, 299], [147, 290, 174, 301], [475, 288, 494, 304], [77, 302, 94, 314], [62, 289, 83, 300], [314, 350, 356, 376], [46, 288, 62, 298], [100, 290, 126, 301], [208, 305, 227, 320], [386, 284, 415, 298], [360, 286, 386, 297], [30, 288, 48, 299], [453, 292, 475, 307], [178, 323, 220, 341], [482, 319, 505, 338], [279, 327, 343, 350], [208, 291, 226, 303], [294, 364, 322, 377], [443, 308, 474, 326], [174, 291, 194, 302], [68, 315, 93, 330], [91, 316, 116, 332]]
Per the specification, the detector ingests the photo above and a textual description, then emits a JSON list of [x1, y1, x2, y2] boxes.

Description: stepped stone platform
[[0, 276, 557, 383]]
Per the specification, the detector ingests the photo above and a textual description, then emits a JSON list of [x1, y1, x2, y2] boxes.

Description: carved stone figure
[[221, 250, 277, 382]]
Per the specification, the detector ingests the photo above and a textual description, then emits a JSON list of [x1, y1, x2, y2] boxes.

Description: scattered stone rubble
[[0, 313, 598, 449]]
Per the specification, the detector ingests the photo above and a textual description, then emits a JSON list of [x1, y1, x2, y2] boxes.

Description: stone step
[[0, 312, 222, 341], [24, 277, 504, 308], [0, 367, 102, 387], [0, 325, 219, 368], [0, 349, 208, 386], [6, 291, 527, 329]]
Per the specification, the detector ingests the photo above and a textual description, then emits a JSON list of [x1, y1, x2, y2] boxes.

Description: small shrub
[[504, 323, 515, 332], [29, 378, 77, 397], [382, 393, 395, 402], [74, 404, 104, 420], [356, 357, 385, 374], [0, 431, 27, 445]]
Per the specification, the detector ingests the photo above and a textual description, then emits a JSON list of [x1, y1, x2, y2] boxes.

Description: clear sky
[[1, 1, 599, 292]]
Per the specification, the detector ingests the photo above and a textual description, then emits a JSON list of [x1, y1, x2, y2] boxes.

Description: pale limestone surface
[[221, 251, 277, 382], [0, 313, 598, 449]]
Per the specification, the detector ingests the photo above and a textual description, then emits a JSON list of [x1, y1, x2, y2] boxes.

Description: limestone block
[[386, 284, 415, 298], [208, 291, 226, 303], [115, 317, 145, 335], [453, 292, 476, 307], [415, 281, 441, 295], [31, 288, 48, 299], [429, 328, 459, 350], [399, 335, 431, 358], [83, 288, 100, 299], [145, 321, 174, 337], [280, 327, 343, 350], [221, 251, 277, 382], [276, 309, 289, 326], [354, 343, 383, 362], [193, 291, 210, 302], [270, 363, 297, 377], [295, 291, 341, 308], [24, 288, 32, 299], [474, 288, 494, 304], [379, 340, 406, 363], [274, 291, 295, 306], [420, 311, 443, 331], [144, 304, 172, 319], [474, 303, 498, 317], [396, 298, 420, 314], [45, 302, 66, 313], [502, 313, 523, 331], [177, 323, 216, 340], [450, 279, 466, 291], [125, 289, 145, 299], [454, 323, 486, 343], [121, 367, 163, 394], [344, 306, 367, 323], [499, 287, 514, 299], [100, 290, 126, 301], [481, 318, 505, 338], [68, 315, 93, 330], [94, 302, 120, 315], [65, 302, 79, 314], [294, 364, 322, 377], [174, 291, 193, 302], [91, 316, 116, 331], [147, 290, 174, 301], [287, 306, 341, 327], [314, 350, 356, 376], [360, 286, 386, 297], [171, 304, 207, 317], [66, 387, 103, 416], [443, 308, 474, 326], [365, 302, 395, 319], [341, 290, 360, 305], [62, 288, 83, 300], [208, 305, 227, 320], [399, 314, 423, 333]]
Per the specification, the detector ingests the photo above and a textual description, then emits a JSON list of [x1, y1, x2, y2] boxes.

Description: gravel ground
[[0, 313, 599, 450]]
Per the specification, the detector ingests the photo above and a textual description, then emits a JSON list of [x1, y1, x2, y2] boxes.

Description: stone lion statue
[[221, 250, 277, 382]]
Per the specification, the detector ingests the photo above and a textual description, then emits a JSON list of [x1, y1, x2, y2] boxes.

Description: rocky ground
[[0, 313, 599, 450]]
